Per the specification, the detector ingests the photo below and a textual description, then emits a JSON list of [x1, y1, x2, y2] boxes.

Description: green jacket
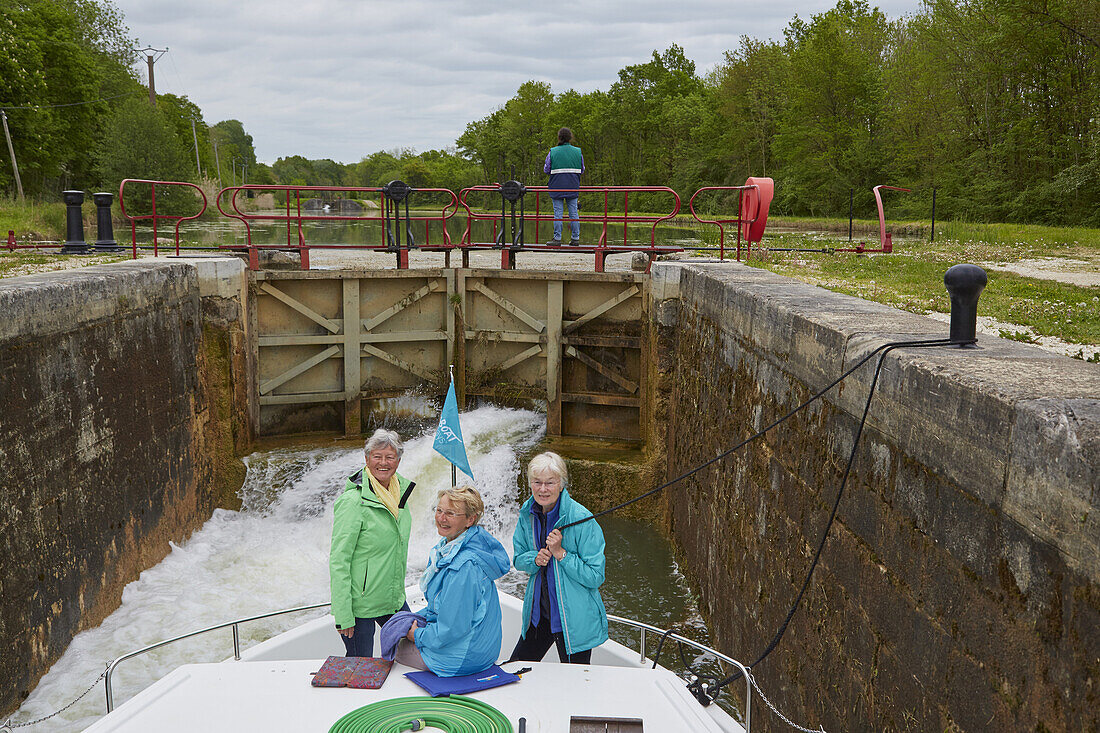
[[329, 469, 414, 629]]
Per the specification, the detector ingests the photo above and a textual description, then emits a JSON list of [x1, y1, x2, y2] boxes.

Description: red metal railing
[[689, 185, 756, 261], [214, 185, 460, 270], [687, 177, 774, 261], [456, 185, 682, 271], [835, 185, 910, 253], [119, 179, 208, 258]]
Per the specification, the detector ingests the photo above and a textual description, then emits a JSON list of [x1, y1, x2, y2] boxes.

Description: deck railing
[[104, 601, 331, 712], [101, 602, 753, 730]]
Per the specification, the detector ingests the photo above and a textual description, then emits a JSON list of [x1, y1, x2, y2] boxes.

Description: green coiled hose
[[328, 695, 513, 733]]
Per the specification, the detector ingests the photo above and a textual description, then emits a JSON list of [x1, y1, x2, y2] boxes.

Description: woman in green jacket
[[329, 429, 416, 656]]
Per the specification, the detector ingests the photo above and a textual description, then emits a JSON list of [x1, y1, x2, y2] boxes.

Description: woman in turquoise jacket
[[509, 451, 608, 664], [396, 485, 510, 676]]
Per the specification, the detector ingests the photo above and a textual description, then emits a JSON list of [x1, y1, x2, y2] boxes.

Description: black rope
[[552, 334, 970, 706], [558, 337, 954, 532], [701, 338, 967, 700]]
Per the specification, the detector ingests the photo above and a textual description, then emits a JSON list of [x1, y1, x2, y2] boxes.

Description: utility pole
[[1, 110, 24, 202], [190, 117, 202, 178], [134, 46, 168, 106], [213, 140, 222, 184]]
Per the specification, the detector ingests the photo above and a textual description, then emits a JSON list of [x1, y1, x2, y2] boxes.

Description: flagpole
[[449, 364, 457, 487]]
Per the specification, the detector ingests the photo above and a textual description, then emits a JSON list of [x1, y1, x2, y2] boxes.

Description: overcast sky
[[118, 0, 924, 164]]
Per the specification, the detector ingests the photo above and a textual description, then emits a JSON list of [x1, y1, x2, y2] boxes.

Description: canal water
[[13, 405, 736, 731]]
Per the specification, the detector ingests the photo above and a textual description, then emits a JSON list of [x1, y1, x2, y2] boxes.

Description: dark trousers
[[508, 617, 592, 664], [340, 601, 409, 657]]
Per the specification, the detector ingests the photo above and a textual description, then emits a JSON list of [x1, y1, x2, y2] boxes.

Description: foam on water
[[12, 405, 544, 731]]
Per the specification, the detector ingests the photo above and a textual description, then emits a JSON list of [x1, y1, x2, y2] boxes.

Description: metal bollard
[[944, 263, 987, 345], [93, 192, 124, 252], [61, 190, 89, 254]]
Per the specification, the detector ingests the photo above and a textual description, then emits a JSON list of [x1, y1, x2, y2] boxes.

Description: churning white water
[[12, 405, 545, 732]]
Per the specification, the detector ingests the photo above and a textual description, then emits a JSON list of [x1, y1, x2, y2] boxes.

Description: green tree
[[0, 0, 138, 196], [157, 93, 212, 179], [210, 119, 256, 184], [773, 0, 892, 215], [711, 37, 788, 185], [96, 96, 193, 213]]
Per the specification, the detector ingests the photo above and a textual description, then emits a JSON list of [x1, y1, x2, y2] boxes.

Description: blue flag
[[434, 380, 473, 480]]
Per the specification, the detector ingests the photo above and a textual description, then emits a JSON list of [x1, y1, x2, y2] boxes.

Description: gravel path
[[984, 256, 1100, 287]]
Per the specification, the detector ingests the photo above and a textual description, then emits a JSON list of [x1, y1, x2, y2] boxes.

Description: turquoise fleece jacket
[[513, 487, 609, 655]]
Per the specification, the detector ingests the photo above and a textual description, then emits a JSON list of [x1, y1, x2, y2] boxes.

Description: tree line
[[458, 0, 1099, 224], [3, 0, 1097, 225], [0, 1, 261, 198]]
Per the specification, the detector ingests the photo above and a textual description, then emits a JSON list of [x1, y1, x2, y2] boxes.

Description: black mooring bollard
[[944, 263, 987, 345], [61, 190, 89, 254], [93, 192, 123, 252]]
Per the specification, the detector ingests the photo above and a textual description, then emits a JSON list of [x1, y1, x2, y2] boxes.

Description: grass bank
[[766, 216, 1100, 250], [1, 200, 67, 241], [743, 224, 1100, 358]]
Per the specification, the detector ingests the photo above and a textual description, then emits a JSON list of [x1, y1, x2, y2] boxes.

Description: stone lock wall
[[0, 259, 251, 716], [652, 263, 1099, 732]]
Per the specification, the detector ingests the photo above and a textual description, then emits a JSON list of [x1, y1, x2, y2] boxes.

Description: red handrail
[[836, 185, 910, 253], [214, 185, 460, 269], [689, 185, 757, 261], [688, 178, 773, 261], [458, 185, 681, 246], [118, 179, 208, 258], [455, 184, 682, 271]]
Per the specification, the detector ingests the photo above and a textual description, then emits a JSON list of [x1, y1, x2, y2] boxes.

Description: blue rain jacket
[[513, 488, 609, 655], [414, 525, 510, 676]]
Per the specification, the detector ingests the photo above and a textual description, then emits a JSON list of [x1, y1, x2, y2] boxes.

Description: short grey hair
[[364, 429, 403, 458], [437, 485, 484, 523], [526, 451, 568, 487]]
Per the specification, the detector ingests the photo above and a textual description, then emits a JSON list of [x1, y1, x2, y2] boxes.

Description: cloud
[[118, 0, 923, 163]]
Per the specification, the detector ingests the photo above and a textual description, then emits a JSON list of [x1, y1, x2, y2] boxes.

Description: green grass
[[935, 221, 1100, 250], [745, 229, 1100, 347], [1, 199, 67, 241]]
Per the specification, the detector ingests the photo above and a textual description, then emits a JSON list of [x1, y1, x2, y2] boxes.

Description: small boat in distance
[[85, 585, 749, 732]]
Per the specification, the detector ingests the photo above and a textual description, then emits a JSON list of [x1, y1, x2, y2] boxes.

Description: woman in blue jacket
[[397, 485, 510, 676], [509, 451, 608, 664]]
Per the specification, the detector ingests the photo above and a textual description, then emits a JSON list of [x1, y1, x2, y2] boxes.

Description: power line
[[0, 90, 142, 111]]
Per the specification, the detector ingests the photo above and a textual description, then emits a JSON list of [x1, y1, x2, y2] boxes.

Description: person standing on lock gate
[[544, 127, 585, 245], [330, 429, 417, 656]]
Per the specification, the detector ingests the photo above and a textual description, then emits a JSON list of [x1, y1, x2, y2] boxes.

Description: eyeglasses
[[434, 506, 467, 519]]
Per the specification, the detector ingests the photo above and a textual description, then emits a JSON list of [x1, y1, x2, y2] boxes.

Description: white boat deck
[[83, 589, 747, 732], [84, 657, 738, 732]]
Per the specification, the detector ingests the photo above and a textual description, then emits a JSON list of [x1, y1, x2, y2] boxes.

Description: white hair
[[526, 451, 568, 487], [364, 429, 403, 458]]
